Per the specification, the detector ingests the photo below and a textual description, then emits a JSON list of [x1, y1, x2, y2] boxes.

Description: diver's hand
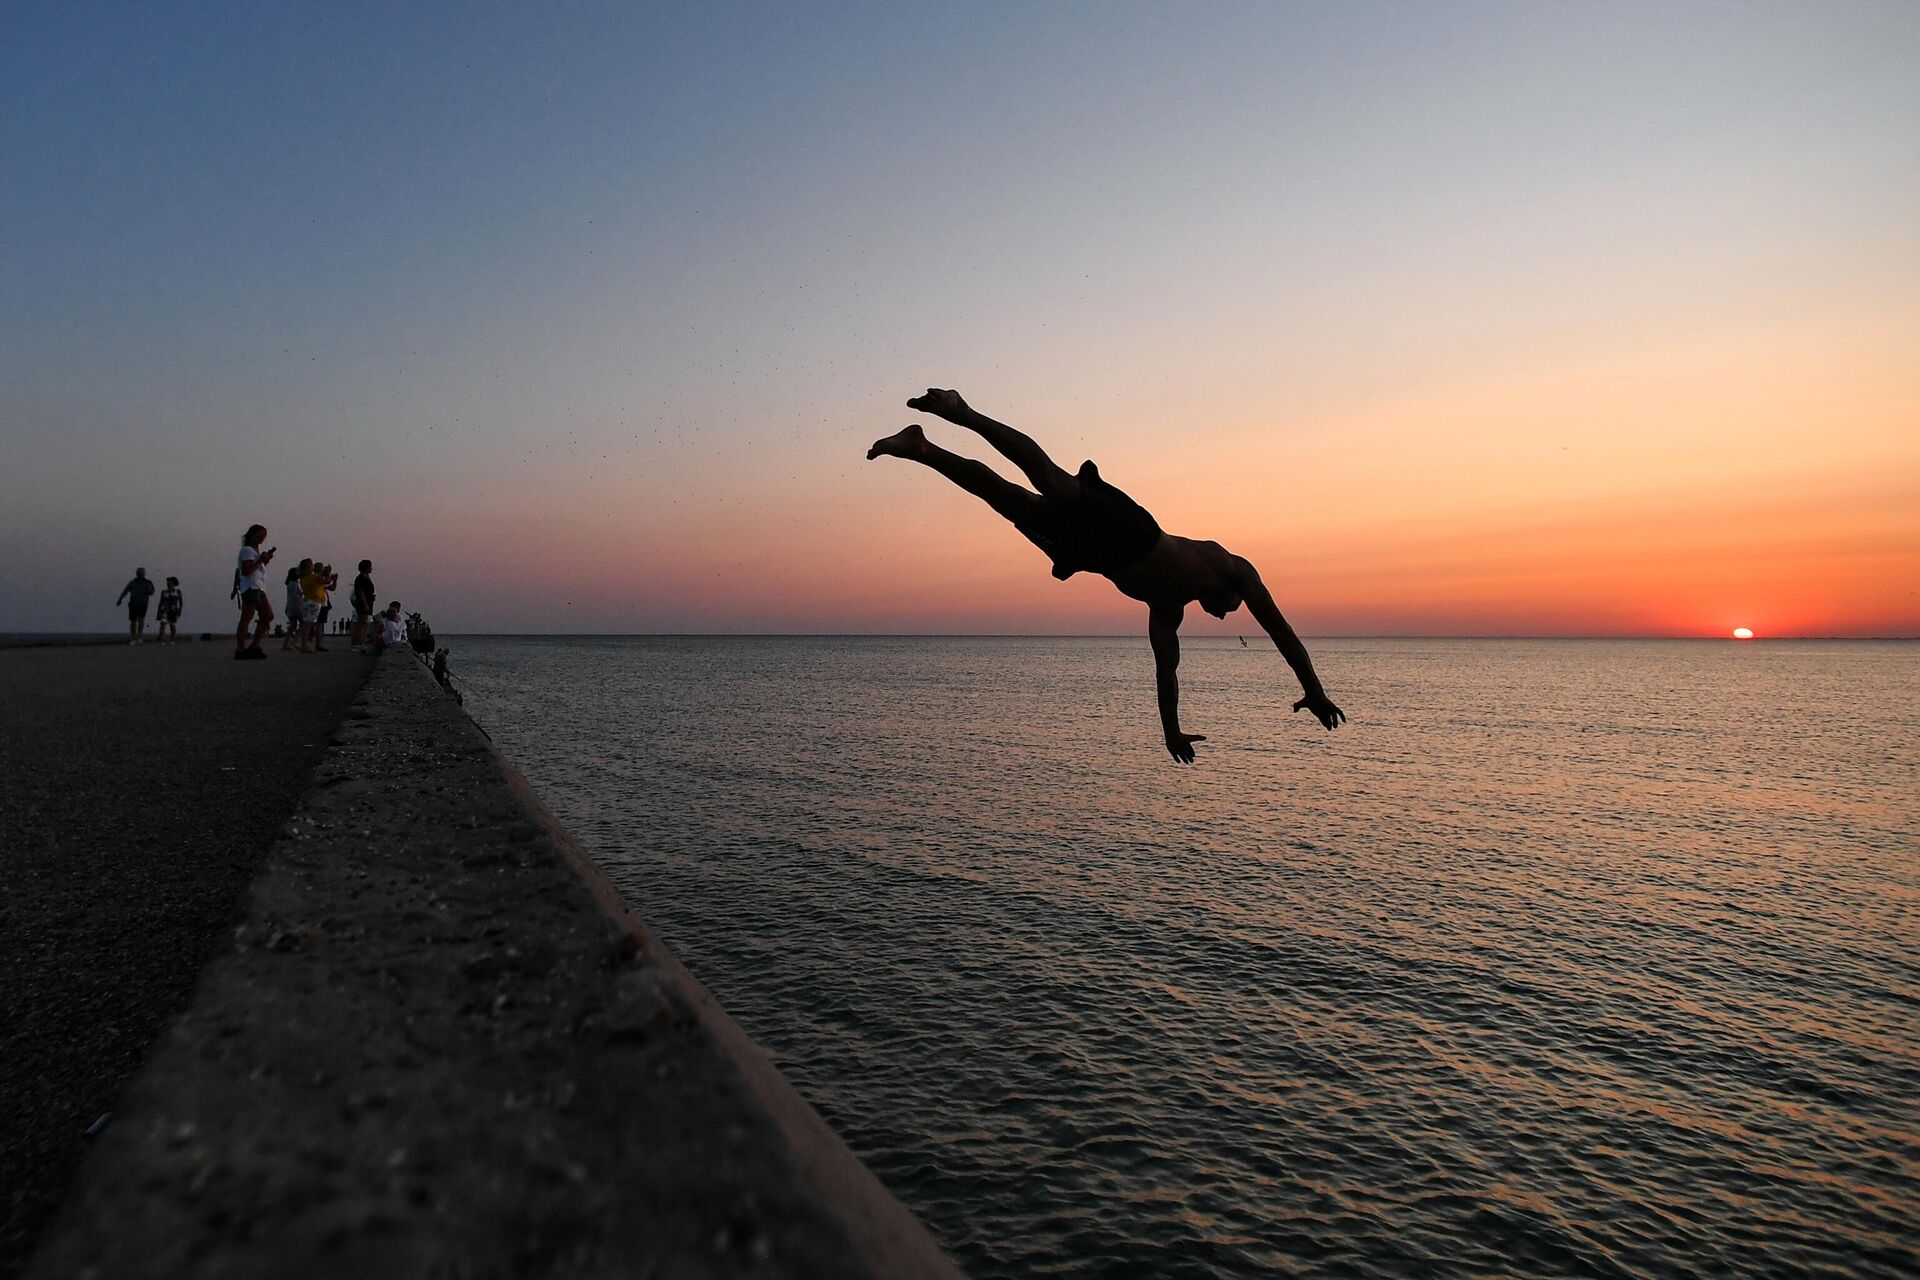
[[1292, 692, 1346, 730], [907, 388, 971, 423], [1164, 731, 1206, 764]]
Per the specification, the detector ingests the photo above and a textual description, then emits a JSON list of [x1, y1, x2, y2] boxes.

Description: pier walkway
[[1, 640, 373, 1276], [3, 643, 957, 1278]]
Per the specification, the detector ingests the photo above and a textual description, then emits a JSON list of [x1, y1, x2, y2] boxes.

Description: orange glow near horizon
[[414, 310, 1920, 636]]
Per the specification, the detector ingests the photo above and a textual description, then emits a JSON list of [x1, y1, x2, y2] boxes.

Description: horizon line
[[430, 631, 1920, 641], [5, 631, 1917, 643]]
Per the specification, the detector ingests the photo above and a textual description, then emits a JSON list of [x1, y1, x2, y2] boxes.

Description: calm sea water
[[452, 637, 1918, 1279]]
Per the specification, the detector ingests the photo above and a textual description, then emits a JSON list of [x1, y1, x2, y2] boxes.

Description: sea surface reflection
[[455, 637, 1918, 1279]]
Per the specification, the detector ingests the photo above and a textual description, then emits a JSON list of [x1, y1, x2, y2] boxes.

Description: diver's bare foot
[[907, 388, 969, 422], [867, 423, 928, 460]]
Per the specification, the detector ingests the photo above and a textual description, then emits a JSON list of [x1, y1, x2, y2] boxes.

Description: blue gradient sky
[[4, 2, 1916, 634]]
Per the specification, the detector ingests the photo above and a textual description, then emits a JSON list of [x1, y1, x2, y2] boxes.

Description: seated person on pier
[[373, 602, 407, 654]]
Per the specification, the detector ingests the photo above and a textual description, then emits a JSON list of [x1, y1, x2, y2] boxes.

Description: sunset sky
[[4, 2, 1916, 635]]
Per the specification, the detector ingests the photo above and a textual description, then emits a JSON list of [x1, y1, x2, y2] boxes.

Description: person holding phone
[[233, 525, 276, 660]]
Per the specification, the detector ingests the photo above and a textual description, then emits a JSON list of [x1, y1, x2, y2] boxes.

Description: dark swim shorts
[[128, 603, 148, 620], [239, 588, 270, 611], [1015, 460, 1163, 581]]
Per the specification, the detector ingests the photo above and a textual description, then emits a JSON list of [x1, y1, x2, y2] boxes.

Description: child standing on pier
[[155, 577, 183, 643]]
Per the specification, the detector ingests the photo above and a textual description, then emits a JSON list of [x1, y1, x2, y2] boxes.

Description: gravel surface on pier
[[22, 652, 959, 1279], [0, 641, 372, 1277]]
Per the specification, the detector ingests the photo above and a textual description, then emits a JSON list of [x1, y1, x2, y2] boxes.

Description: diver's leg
[[868, 425, 1040, 524], [908, 390, 1078, 501]]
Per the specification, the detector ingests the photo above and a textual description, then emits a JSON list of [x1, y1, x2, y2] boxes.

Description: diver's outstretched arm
[[1150, 604, 1205, 763], [1236, 565, 1345, 730]]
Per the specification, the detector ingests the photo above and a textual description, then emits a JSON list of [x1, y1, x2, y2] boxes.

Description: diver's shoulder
[[1155, 531, 1207, 552], [1160, 533, 1236, 563]]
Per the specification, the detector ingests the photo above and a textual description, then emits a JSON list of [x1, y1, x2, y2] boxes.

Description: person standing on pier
[[155, 577, 183, 643], [310, 564, 335, 651], [281, 561, 310, 651], [351, 559, 376, 652], [115, 568, 155, 644], [233, 525, 276, 660], [297, 561, 332, 653]]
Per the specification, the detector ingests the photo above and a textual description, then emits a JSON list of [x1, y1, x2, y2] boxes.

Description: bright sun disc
[[1732, 627, 1755, 640]]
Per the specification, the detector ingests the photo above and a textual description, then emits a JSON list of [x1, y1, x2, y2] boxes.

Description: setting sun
[[1733, 628, 1755, 640]]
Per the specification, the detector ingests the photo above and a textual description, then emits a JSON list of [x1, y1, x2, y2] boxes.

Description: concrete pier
[[5, 645, 960, 1278], [1, 639, 375, 1275]]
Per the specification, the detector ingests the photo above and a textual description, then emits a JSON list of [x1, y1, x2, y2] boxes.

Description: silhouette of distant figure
[[233, 525, 276, 658], [155, 577, 183, 643], [282, 561, 310, 652], [869, 389, 1345, 762], [350, 559, 376, 651], [115, 568, 155, 644]]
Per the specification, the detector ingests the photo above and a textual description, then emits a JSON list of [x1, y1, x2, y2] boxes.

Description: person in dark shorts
[[233, 525, 276, 659], [868, 388, 1345, 762], [115, 567, 156, 644], [350, 559, 376, 651], [155, 576, 184, 643]]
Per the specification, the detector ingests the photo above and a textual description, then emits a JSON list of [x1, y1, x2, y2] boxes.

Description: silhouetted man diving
[[869, 389, 1346, 763]]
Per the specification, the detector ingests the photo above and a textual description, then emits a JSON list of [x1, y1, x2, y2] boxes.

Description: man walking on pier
[[233, 525, 276, 660], [116, 568, 156, 644], [868, 388, 1345, 762]]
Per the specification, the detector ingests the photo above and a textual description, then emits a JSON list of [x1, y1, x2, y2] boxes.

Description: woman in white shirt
[[232, 525, 276, 659]]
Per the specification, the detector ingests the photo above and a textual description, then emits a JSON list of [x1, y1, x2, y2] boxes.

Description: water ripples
[[457, 637, 1918, 1278]]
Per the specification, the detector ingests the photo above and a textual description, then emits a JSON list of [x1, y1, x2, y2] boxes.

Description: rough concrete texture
[[25, 653, 961, 1280], [0, 640, 374, 1277]]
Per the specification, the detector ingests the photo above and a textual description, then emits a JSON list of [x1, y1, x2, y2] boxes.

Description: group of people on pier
[[231, 525, 405, 660], [115, 527, 415, 661], [113, 569, 183, 644]]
